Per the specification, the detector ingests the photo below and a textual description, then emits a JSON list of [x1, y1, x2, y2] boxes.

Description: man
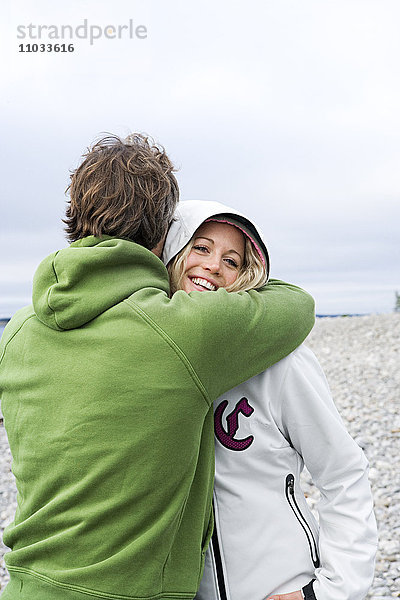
[[0, 133, 315, 600]]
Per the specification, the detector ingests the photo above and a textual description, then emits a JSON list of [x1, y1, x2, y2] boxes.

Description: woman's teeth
[[191, 277, 217, 291]]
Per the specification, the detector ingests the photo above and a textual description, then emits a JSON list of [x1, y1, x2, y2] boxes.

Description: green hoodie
[[0, 236, 314, 600]]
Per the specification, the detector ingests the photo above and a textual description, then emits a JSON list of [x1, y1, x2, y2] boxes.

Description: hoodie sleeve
[[161, 278, 315, 402], [274, 345, 378, 600]]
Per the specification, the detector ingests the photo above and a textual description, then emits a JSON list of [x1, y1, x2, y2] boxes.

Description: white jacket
[[164, 201, 378, 600], [195, 345, 377, 600]]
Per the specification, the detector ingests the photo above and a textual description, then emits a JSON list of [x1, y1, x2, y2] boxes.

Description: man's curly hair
[[64, 133, 179, 249]]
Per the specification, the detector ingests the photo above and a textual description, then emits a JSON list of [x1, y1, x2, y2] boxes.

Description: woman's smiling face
[[180, 221, 245, 293]]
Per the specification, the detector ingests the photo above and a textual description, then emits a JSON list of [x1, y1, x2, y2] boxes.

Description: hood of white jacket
[[162, 200, 270, 279]]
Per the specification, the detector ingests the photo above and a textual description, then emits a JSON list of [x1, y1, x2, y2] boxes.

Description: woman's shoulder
[[262, 343, 318, 377]]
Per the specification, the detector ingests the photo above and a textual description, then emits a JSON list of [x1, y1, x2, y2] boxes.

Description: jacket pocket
[[285, 474, 320, 568]]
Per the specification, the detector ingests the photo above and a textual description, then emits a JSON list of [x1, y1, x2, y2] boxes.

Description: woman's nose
[[202, 255, 221, 273]]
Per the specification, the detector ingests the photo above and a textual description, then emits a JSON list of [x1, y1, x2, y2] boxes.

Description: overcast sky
[[1, 0, 399, 317]]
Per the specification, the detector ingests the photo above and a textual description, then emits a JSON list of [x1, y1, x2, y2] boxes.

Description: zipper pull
[[286, 474, 295, 495]]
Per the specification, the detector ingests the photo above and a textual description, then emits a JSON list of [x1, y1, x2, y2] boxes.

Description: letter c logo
[[214, 397, 254, 451]]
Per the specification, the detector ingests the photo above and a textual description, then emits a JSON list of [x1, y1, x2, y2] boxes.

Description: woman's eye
[[193, 245, 209, 253], [225, 258, 238, 268]]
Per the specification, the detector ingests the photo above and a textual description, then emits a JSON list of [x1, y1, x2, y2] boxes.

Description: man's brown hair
[[64, 133, 179, 249]]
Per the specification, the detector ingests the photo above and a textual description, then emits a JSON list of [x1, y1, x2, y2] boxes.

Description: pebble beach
[[1, 313, 399, 597]]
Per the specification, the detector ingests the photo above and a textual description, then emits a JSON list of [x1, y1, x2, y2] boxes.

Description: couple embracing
[[0, 133, 377, 600]]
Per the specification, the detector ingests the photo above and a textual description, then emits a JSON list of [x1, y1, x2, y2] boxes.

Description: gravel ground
[[1, 313, 399, 597]]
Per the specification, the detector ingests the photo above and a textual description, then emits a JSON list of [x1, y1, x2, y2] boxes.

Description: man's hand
[[267, 591, 303, 600]]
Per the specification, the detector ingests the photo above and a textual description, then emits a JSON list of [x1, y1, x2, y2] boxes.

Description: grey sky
[[1, 0, 399, 316]]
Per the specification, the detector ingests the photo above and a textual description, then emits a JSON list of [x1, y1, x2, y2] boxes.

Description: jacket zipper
[[211, 501, 228, 600], [285, 474, 320, 568]]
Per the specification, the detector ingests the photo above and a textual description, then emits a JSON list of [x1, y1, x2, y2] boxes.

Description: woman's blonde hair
[[167, 230, 268, 295]]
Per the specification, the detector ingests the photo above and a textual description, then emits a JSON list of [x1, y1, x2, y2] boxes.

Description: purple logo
[[214, 397, 254, 451]]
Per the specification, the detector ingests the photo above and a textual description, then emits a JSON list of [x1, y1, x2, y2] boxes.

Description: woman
[[163, 201, 378, 600]]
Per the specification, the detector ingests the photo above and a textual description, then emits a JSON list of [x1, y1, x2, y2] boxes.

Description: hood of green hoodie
[[32, 236, 169, 331]]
